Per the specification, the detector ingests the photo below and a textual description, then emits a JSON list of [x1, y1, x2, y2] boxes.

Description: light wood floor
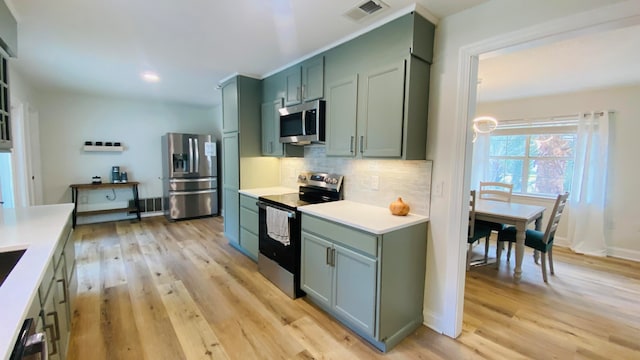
[[67, 217, 640, 359]]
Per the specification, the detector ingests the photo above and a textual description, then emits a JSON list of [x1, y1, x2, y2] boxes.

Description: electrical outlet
[[371, 175, 379, 190], [433, 181, 444, 197]]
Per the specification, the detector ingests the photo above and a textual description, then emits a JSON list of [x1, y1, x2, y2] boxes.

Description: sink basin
[[0, 250, 26, 287]]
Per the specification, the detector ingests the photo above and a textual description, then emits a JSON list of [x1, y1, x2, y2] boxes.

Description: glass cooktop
[[259, 192, 312, 210]]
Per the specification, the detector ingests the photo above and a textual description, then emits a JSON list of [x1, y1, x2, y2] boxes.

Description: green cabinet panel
[[223, 187, 239, 245], [239, 228, 259, 260], [301, 231, 333, 307], [239, 193, 259, 261], [284, 66, 302, 105], [222, 132, 239, 188], [261, 98, 284, 156], [302, 56, 324, 101], [360, 60, 406, 158], [239, 206, 258, 234], [221, 78, 238, 133], [333, 243, 377, 337], [325, 75, 358, 157], [222, 132, 240, 244]]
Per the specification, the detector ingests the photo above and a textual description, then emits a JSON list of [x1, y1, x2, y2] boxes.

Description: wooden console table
[[69, 182, 141, 227]]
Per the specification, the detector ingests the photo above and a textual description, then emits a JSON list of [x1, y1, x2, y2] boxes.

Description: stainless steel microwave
[[279, 100, 325, 145]]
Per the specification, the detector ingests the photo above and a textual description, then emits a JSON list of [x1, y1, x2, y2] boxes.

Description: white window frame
[[488, 116, 578, 197]]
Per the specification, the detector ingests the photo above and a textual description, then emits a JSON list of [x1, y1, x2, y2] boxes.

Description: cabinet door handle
[[301, 85, 305, 100], [350, 136, 354, 153], [297, 86, 301, 101], [57, 278, 67, 304], [360, 136, 364, 154], [270, 141, 274, 154], [44, 324, 58, 356], [326, 247, 331, 265], [47, 311, 60, 341], [331, 248, 336, 267]]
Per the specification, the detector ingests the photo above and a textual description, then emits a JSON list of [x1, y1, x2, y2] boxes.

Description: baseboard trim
[[607, 247, 640, 262], [422, 310, 443, 335]]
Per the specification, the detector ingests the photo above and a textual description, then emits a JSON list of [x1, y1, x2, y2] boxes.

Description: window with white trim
[[487, 116, 577, 197]]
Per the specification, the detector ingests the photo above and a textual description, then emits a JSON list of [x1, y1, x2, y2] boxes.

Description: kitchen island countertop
[[298, 200, 428, 235], [0, 204, 74, 360]]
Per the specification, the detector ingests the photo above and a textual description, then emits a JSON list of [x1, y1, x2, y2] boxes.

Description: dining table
[[474, 199, 546, 282]]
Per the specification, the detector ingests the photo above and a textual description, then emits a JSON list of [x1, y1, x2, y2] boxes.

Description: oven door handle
[[257, 202, 296, 219]]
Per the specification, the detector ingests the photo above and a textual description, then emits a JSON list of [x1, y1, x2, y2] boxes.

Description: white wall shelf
[[83, 145, 124, 152]]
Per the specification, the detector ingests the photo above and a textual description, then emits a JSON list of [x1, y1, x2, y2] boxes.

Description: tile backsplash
[[280, 145, 432, 216]]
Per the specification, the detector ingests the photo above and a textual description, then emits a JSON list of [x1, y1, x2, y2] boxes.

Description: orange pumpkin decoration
[[389, 197, 410, 216]]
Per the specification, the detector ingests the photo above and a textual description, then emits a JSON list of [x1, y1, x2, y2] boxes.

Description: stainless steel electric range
[[257, 172, 343, 298]]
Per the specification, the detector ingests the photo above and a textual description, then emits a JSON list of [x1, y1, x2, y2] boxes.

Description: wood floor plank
[[100, 285, 145, 359], [67, 217, 640, 360], [116, 223, 186, 360], [158, 281, 230, 360]]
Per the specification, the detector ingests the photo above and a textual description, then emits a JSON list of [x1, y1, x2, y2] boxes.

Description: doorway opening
[[0, 151, 14, 208]]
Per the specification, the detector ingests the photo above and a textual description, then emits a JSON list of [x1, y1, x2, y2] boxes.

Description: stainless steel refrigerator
[[162, 133, 218, 220]]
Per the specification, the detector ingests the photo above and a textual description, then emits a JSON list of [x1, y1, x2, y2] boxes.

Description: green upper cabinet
[[301, 56, 324, 102], [323, 11, 434, 160], [221, 78, 239, 133], [283, 55, 325, 106], [359, 60, 406, 158], [283, 66, 302, 106], [261, 98, 284, 156], [325, 74, 358, 156]]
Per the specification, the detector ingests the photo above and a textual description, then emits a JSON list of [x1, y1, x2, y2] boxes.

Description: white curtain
[[567, 111, 610, 256], [470, 132, 490, 191]]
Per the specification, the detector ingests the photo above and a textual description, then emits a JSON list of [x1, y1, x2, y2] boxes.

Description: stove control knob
[[298, 174, 307, 182]]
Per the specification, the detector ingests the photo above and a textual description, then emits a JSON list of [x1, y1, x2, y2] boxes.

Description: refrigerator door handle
[[194, 138, 200, 173], [170, 189, 217, 196], [169, 178, 215, 183], [188, 138, 194, 173]]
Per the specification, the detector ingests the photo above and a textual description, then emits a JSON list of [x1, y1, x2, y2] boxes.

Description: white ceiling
[[8, 1, 638, 108], [6, 0, 488, 107], [478, 24, 640, 103]]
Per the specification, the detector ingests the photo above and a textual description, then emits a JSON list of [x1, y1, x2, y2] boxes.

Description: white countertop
[[238, 186, 298, 198], [299, 200, 429, 235], [0, 204, 74, 360]]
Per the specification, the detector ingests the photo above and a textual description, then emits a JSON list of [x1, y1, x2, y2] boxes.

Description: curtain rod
[[584, 111, 605, 117]]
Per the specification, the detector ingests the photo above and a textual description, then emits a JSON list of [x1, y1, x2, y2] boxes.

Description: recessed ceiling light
[[141, 71, 160, 83]]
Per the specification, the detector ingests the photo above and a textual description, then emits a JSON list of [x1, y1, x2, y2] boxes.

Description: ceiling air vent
[[344, 0, 389, 22]]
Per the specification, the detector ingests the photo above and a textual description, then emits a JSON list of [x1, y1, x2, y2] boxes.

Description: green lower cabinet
[[333, 242, 377, 337], [301, 213, 427, 352], [301, 231, 334, 307], [223, 188, 239, 245], [301, 230, 377, 337], [238, 194, 259, 261]]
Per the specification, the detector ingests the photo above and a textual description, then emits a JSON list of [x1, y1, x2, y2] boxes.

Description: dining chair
[[479, 181, 514, 202], [467, 190, 493, 270], [496, 192, 570, 282], [478, 181, 514, 259]]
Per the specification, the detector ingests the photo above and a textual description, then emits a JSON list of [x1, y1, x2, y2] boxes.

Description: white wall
[[477, 84, 640, 261], [36, 89, 217, 222], [426, 0, 633, 337]]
